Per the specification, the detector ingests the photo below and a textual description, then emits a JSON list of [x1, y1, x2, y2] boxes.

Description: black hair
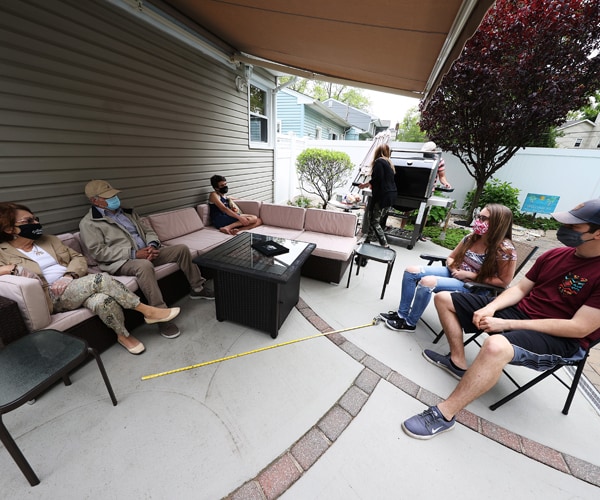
[[210, 175, 226, 190]]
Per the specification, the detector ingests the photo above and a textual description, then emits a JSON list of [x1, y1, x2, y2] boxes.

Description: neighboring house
[[322, 99, 391, 140], [556, 114, 600, 149], [276, 89, 351, 140]]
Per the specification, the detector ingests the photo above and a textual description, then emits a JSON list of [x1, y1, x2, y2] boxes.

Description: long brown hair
[[0, 202, 35, 243], [452, 204, 514, 283], [372, 144, 394, 173]]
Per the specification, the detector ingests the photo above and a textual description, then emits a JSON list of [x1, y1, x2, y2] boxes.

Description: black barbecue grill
[[353, 147, 454, 249], [385, 149, 456, 249]]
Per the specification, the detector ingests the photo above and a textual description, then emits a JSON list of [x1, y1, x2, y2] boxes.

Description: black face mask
[[219, 186, 229, 194], [556, 226, 586, 247], [17, 223, 43, 240]]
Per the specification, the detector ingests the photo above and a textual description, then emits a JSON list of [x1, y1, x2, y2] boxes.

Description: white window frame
[[315, 126, 322, 140], [248, 79, 275, 149], [574, 138, 583, 147]]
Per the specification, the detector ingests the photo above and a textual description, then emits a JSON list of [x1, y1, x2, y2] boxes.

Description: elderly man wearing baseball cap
[[79, 180, 213, 342], [400, 199, 600, 440]]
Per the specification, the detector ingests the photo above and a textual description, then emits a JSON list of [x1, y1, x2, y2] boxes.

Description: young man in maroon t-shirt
[[402, 199, 600, 439]]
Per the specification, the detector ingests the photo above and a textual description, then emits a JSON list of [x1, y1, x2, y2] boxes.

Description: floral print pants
[[52, 273, 141, 337]]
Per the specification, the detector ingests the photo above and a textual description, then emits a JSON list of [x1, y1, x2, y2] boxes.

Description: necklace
[[32, 244, 44, 256]]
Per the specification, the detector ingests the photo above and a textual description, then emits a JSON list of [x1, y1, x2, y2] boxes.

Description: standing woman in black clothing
[[359, 144, 397, 248]]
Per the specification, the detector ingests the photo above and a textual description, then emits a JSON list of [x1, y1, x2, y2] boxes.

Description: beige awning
[[155, 0, 494, 100]]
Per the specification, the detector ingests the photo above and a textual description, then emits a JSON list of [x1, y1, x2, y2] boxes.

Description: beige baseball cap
[[85, 180, 121, 199]]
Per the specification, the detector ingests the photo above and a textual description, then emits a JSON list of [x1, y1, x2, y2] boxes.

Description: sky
[[364, 89, 420, 125]]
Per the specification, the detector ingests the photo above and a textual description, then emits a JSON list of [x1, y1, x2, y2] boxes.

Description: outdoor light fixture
[[235, 63, 253, 92]]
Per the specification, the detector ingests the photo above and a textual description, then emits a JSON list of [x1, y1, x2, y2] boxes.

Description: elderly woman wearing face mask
[[0, 202, 180, 355]]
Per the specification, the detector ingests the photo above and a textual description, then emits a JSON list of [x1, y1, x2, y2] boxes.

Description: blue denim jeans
[[397, 267, 468, 326]]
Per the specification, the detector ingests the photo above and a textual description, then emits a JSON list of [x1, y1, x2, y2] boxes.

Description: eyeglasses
[[475, 215, 489, 222], [16, 216, 39, 225]]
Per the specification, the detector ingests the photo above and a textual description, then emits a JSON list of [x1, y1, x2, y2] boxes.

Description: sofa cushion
[[235, 200, 262, 217], [149, 207, 204, 241], [47, 308, 96, 332], [247, 226, 305, 240], [163, 228, 231, 255], [304, 208, 357, 237], [298, 232, 357, 261], [197, 204, 212, 226], [0, 276, 51, 331], [259, 203, 305, 230]]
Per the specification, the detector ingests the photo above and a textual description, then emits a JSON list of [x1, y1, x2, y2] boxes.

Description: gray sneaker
[[422, 349, 466, 380], [190, 287, 215, 300], [402, 406, 455, 440], [158, 321, 181, 339]]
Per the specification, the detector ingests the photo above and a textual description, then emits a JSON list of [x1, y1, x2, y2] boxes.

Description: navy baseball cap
[[552, 199, 600, 225]]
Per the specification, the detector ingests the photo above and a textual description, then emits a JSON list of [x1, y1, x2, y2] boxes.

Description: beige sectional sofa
[[0, 201, 358, 351]]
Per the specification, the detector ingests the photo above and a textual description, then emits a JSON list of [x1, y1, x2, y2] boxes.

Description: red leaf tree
[[420, 0, 600, 217]]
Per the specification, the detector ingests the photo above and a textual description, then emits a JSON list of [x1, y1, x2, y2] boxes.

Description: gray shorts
[[451, 293, 584, 371]]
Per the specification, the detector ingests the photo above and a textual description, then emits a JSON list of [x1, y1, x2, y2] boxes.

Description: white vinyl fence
[[275, 132, 600, 216]]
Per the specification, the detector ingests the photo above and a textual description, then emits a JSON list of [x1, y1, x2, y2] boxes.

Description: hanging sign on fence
[[521, 193, 560, 215]]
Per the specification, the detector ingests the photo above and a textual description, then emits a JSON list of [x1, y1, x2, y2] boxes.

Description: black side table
[[346, 243, 396, 299]]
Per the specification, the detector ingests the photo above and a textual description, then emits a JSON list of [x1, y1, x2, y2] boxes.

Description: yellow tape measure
[[141, 317, 380, 381]]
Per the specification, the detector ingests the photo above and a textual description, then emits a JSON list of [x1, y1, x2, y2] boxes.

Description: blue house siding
[[276, 91, 304, 137], [276, 89, 349, 139]]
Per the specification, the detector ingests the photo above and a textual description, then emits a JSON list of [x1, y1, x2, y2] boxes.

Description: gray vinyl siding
[[0, 0, 275, 235], [304, 108, 346, 140]]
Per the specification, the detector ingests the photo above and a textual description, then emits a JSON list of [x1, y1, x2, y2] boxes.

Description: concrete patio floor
[[1, 238, 599, 499]]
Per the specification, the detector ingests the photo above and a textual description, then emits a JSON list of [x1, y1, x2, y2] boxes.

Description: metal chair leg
[[0, 417, 40, 486], [88, 348, 118, 406]]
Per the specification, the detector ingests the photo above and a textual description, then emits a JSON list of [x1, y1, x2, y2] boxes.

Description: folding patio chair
[[489, 337, 600, 414]]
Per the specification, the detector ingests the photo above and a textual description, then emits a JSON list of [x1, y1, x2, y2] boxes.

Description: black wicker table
[[194, 233, 315, 338]]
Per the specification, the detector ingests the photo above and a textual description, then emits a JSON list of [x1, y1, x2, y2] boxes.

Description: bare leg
[[438, 335, 514, 419], [434, 292, 468, 369]]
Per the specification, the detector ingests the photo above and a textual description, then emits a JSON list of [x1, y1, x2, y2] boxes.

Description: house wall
[[556, 121, 598, 149], [0, 0, 275, 235], [276, 136, 600, 216], [303, 108, 346, 140], [276, 91, 304, 137]]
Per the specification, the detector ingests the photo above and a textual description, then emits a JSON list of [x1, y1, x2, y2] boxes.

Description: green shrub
[[463, 178, 520, 214], [296, 148, 354, 209], [514, 213, 561, 230], [288, 195, 316, 208]]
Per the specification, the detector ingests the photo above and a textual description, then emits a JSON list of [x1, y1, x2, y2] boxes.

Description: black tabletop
[[195, 233, 315, 283]]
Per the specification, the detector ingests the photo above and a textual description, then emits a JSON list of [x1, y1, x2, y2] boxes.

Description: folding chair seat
[[419, 241, 539, 344], [0, 329, 117, 486], [489, 338, 600, 414]]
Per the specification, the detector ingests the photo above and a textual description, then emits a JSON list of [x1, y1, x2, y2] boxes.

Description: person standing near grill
[[359, 144, 397, 248]]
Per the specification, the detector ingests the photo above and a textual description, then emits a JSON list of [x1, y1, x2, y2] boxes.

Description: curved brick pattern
[[226, 301, 600, 498], [257, 453, 302, 500], [291, 428, 330, 470], [318, 405, 353, 442]]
